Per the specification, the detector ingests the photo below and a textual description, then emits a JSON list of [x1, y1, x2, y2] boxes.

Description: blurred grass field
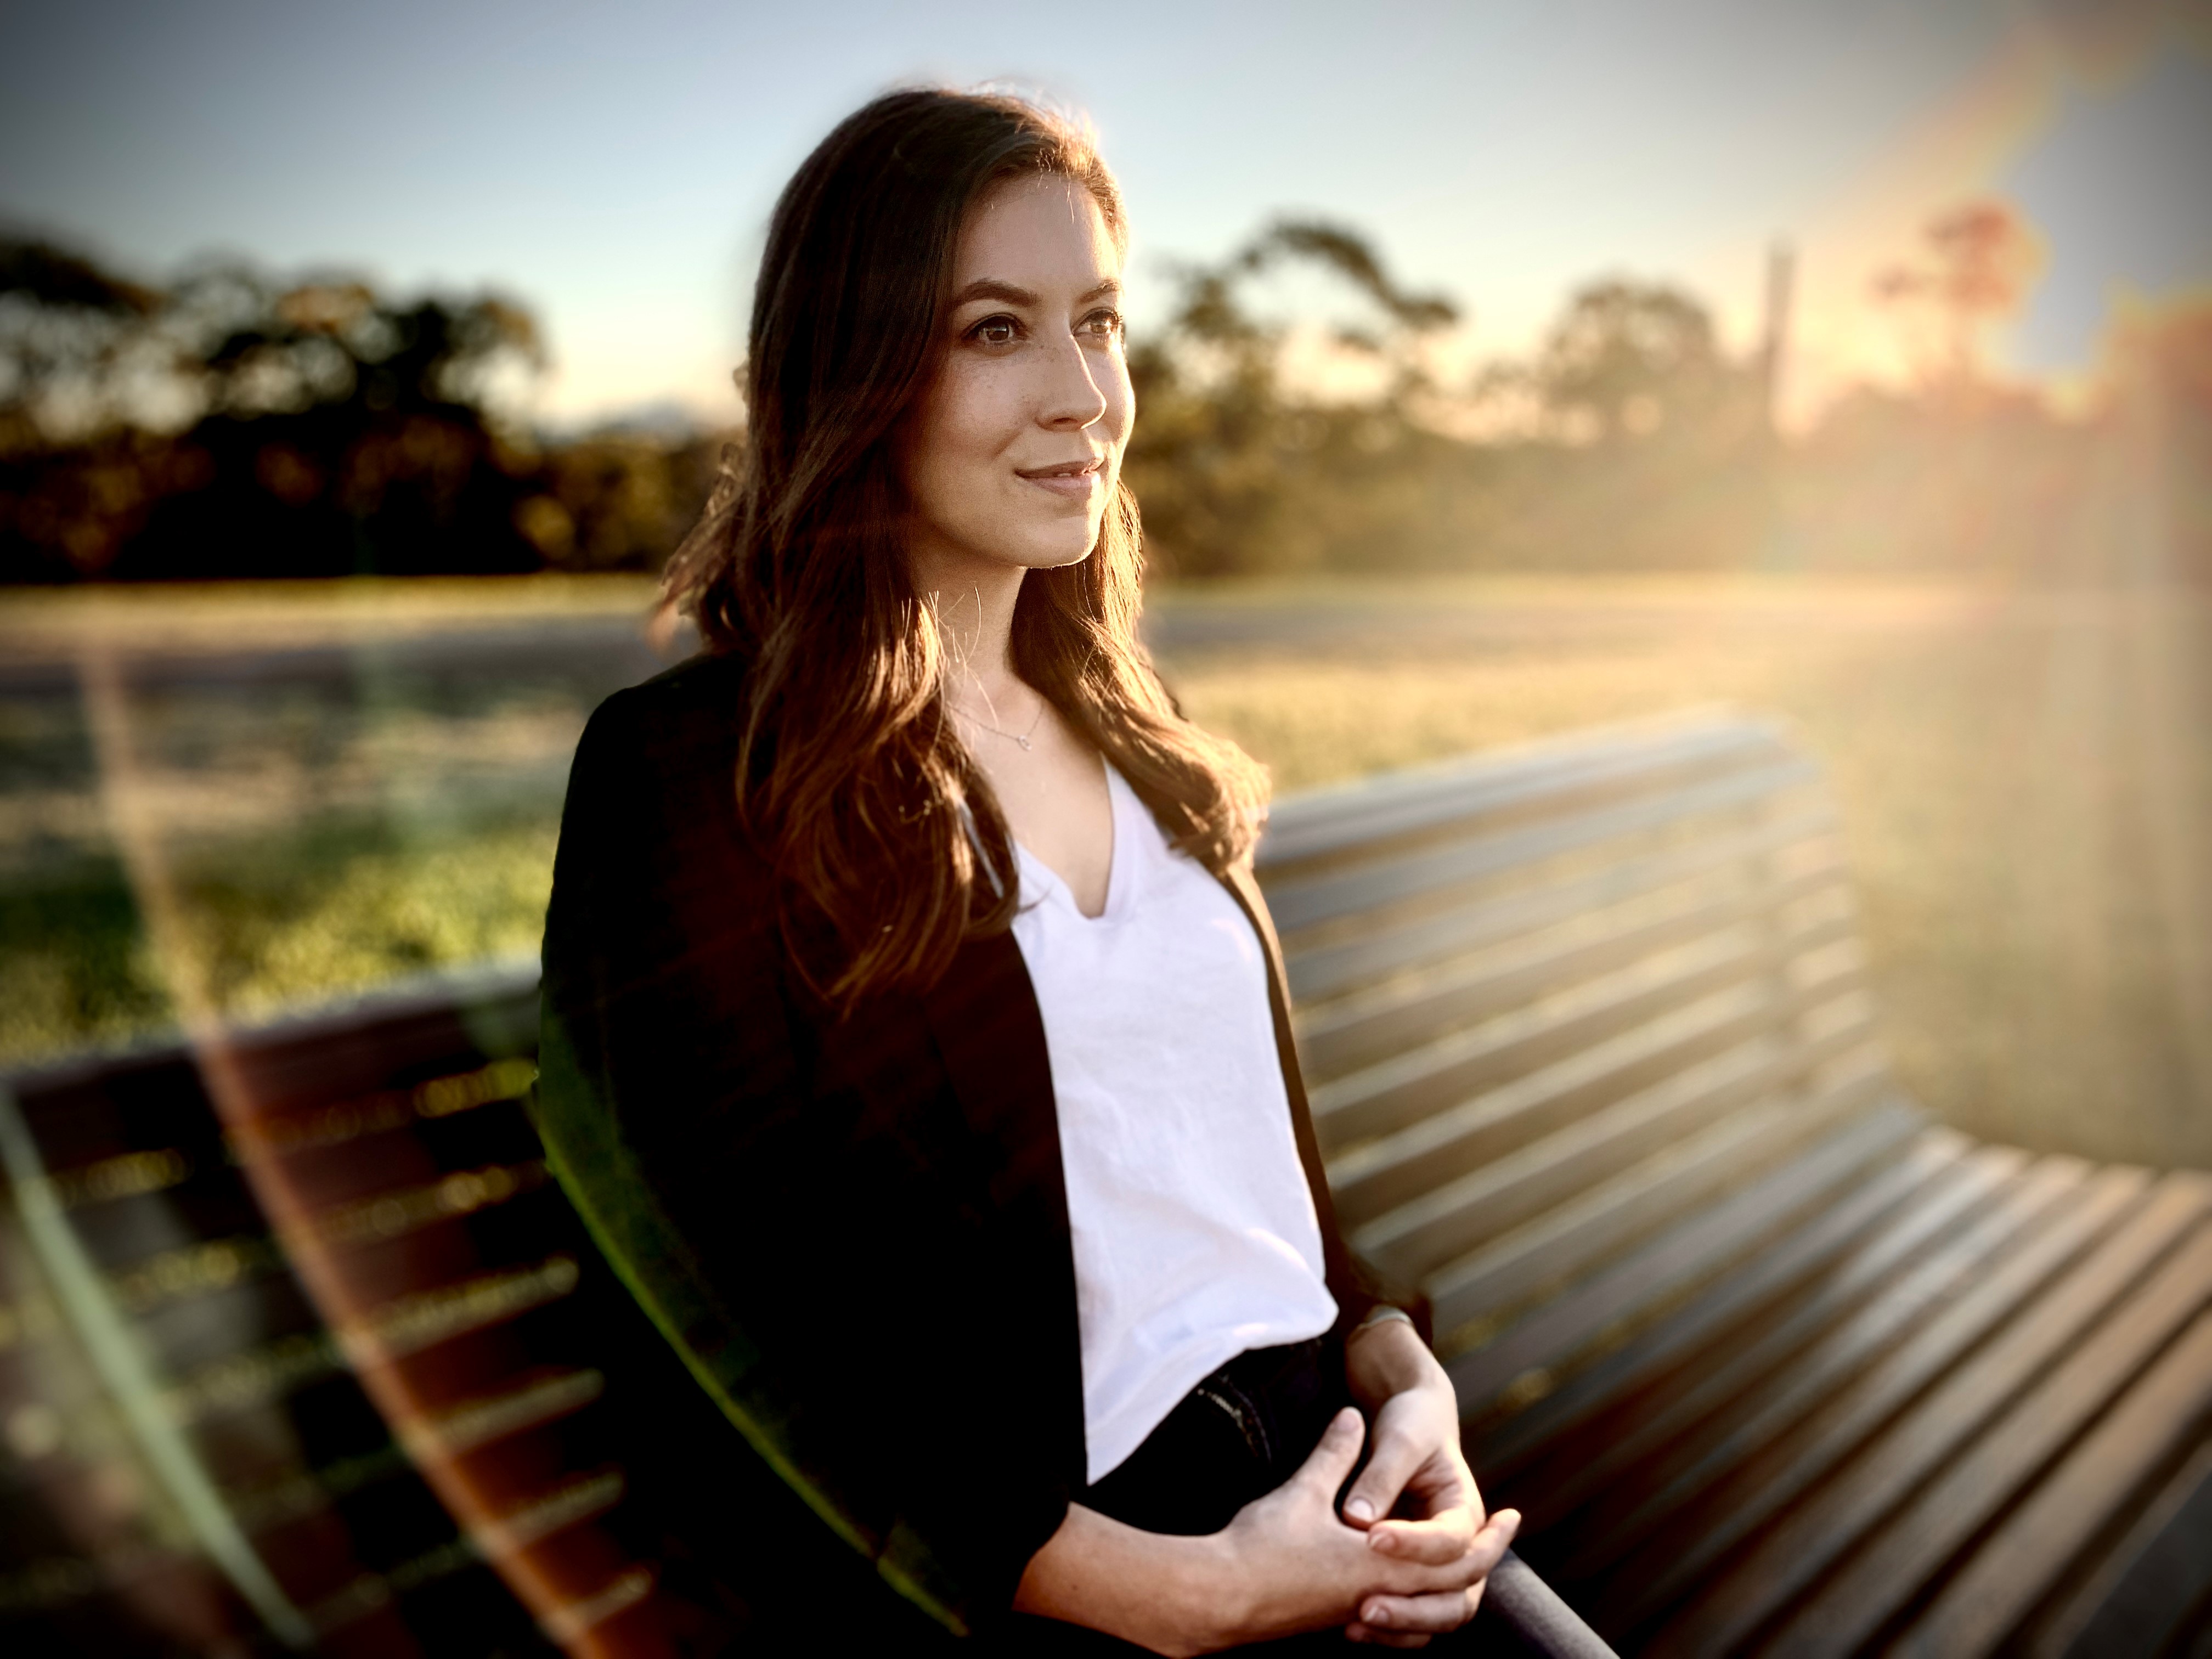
[[2, 573, 2207, 1170]]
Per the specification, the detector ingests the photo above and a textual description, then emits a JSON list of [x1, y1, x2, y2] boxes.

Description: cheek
[[1110, 362, 1136, 440], [917, 362, 1023, 480]]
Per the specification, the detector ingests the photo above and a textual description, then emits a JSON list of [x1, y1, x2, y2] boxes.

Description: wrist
[[1173, 1528, 1254, 1655], [1345, 1314, 1443, 1408]]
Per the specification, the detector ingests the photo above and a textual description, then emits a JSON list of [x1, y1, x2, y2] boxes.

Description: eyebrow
[[949, 277, 1122, 309]]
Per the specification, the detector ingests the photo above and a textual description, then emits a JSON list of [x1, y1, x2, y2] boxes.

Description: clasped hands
[[1015, 1321, 1520, 1654], [1223, 1378, 1520, 1650]]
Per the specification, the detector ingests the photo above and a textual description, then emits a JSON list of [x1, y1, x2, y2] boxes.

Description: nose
[[1039, 331, 1109, 432]]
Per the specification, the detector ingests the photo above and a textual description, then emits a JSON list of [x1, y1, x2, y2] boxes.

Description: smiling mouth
[[1015, 458, 1104, 502]]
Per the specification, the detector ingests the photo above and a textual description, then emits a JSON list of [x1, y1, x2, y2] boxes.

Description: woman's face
[[899, 173, 1133, 577]]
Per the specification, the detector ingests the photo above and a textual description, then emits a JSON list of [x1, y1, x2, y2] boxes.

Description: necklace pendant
[[1015, 735, 1032, 751]]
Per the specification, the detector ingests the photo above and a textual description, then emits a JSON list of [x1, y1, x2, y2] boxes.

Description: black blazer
[[537, 651, 1381, 1633]]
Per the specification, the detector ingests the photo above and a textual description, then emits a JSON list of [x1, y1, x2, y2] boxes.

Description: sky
[[3, 0, 2208, 431]]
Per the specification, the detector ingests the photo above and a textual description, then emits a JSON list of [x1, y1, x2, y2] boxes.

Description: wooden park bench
[[4, 710, 2210, 1654]]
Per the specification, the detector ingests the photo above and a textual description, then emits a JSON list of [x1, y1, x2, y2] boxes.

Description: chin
[[1033, 540, 1097, 571], [1006, 521, 1103, 571]]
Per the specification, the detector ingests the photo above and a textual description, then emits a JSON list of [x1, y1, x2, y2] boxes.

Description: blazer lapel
[[918, 927, 1088, 1488], [919, 927, 1068, 1219]]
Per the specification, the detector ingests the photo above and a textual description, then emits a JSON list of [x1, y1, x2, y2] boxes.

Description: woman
[[538, 88, 1518, 1653]]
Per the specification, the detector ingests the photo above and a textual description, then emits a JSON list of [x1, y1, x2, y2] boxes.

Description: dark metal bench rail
[[3, 711, 2207, 1654]]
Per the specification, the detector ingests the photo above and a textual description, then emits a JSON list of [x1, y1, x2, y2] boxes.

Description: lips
[[1016, 457, 1104, 500]]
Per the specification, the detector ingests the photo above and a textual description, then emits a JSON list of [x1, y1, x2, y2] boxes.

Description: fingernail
[[1365, 1525, 1391, 1549], [1346, 1497, 1376, 1523], [1368, 1605, 1390, 1627]]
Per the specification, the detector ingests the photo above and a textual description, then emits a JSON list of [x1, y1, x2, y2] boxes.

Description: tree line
[[3, 210, 2200, 586], [0, 239, 720, 582]]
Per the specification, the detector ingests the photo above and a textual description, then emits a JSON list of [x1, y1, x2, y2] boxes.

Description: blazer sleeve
[[535, 682, 1080, 1635]]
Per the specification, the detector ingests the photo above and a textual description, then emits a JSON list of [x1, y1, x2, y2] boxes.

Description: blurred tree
[[526, 433, 731, 573], [0, 235, 557, 581], [0, 237, 165, 427], [1815, 200, 2081, 577], [1871, 200, 2041, 399], [1456, 278, 1769, 569], [1122, 218, 1461, 575], [1532, 280, 1729, 444]]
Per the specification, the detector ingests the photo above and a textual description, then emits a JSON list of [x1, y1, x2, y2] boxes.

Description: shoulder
[[583, 648, 751, 753], [560, 648, 763, 870], [572, 651, 752, 798]]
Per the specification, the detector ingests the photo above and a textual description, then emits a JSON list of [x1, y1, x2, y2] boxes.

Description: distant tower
[[1758, 241, 1797, 436]]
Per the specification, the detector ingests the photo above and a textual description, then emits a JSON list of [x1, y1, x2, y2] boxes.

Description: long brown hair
[[662, 88, 1269, 1008]]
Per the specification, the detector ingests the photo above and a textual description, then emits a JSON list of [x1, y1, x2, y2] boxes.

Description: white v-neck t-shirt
[[1010, 761, 1339, 1482]]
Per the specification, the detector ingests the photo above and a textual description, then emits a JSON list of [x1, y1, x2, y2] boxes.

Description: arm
[[541, 680, 1087, 1628], [1335, 1315, 1520, 1646], [1014, 1407, 1515, 1656]]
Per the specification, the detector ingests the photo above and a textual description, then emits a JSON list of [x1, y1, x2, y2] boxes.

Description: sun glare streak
[[1774, 7, 2209, 428]]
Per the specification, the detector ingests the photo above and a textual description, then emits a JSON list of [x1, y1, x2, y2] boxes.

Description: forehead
[[952, 174, 1122, 289]]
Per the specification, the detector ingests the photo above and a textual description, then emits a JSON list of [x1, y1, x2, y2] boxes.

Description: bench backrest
[[1255, 712, 1897, 1362]]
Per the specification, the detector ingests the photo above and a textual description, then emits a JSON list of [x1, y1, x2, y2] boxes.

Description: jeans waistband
[[1081, 1333, 1347, 1537]]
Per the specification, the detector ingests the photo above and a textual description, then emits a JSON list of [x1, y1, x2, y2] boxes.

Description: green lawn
[[4, 573, 2207, 1171]]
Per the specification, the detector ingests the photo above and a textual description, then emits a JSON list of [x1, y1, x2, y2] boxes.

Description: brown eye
[[1082, 308, 1125, 342], [969, 316, 1019, 347]]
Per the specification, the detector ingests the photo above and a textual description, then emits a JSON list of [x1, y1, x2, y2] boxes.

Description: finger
[[1468, 1507, 1521, 1573], [1357, 1586, 1481, 1637], [1367, 1515, 1474, 1566], [1341, 1415, 1427, 1527], [1295, 1406, 1367, 1501], [1365, 1505, 1478, 1565], [1345, 1625, 1431, 1647]]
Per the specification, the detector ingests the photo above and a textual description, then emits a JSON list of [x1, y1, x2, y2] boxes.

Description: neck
[[906, 539, 1031, 712]]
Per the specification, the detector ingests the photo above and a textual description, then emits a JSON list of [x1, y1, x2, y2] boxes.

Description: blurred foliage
[[3, 202, 2208, 585], [1125, 203, 2210, 584], [0, 235, 726, 582], [1124, 219, 1774, 574], [528, 435, 730, 573], [1871, 199, 2042, 396]]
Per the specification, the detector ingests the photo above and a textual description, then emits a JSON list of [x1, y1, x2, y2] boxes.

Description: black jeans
[[993, 1336, 1547, 1655]]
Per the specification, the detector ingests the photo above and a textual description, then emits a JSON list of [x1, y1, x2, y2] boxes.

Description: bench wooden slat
[[1496, 1135, 2027, 1509], [1760, 1217, 2212, 1658], [1298, 860, 1849, 1081], [2038, 1436, 2212, 1658], [1264, 757, 1821, 935], [1355, 1017, 1878, 1289], [1423, 1058, 1886, 1339], [1556, 1153, 2101, 1577], [1638, 1171, 2211, 1655], [1461, 1110, 1951, 1444], [1617, 1162, 2157, 1634], [1258, 716, 1794, 869], [1286, 807, 1837, 1003], [1341, 984, 1872, 1254], [1312, 909, 1855, 1155], [1890, 1308, 2212, 1657]]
